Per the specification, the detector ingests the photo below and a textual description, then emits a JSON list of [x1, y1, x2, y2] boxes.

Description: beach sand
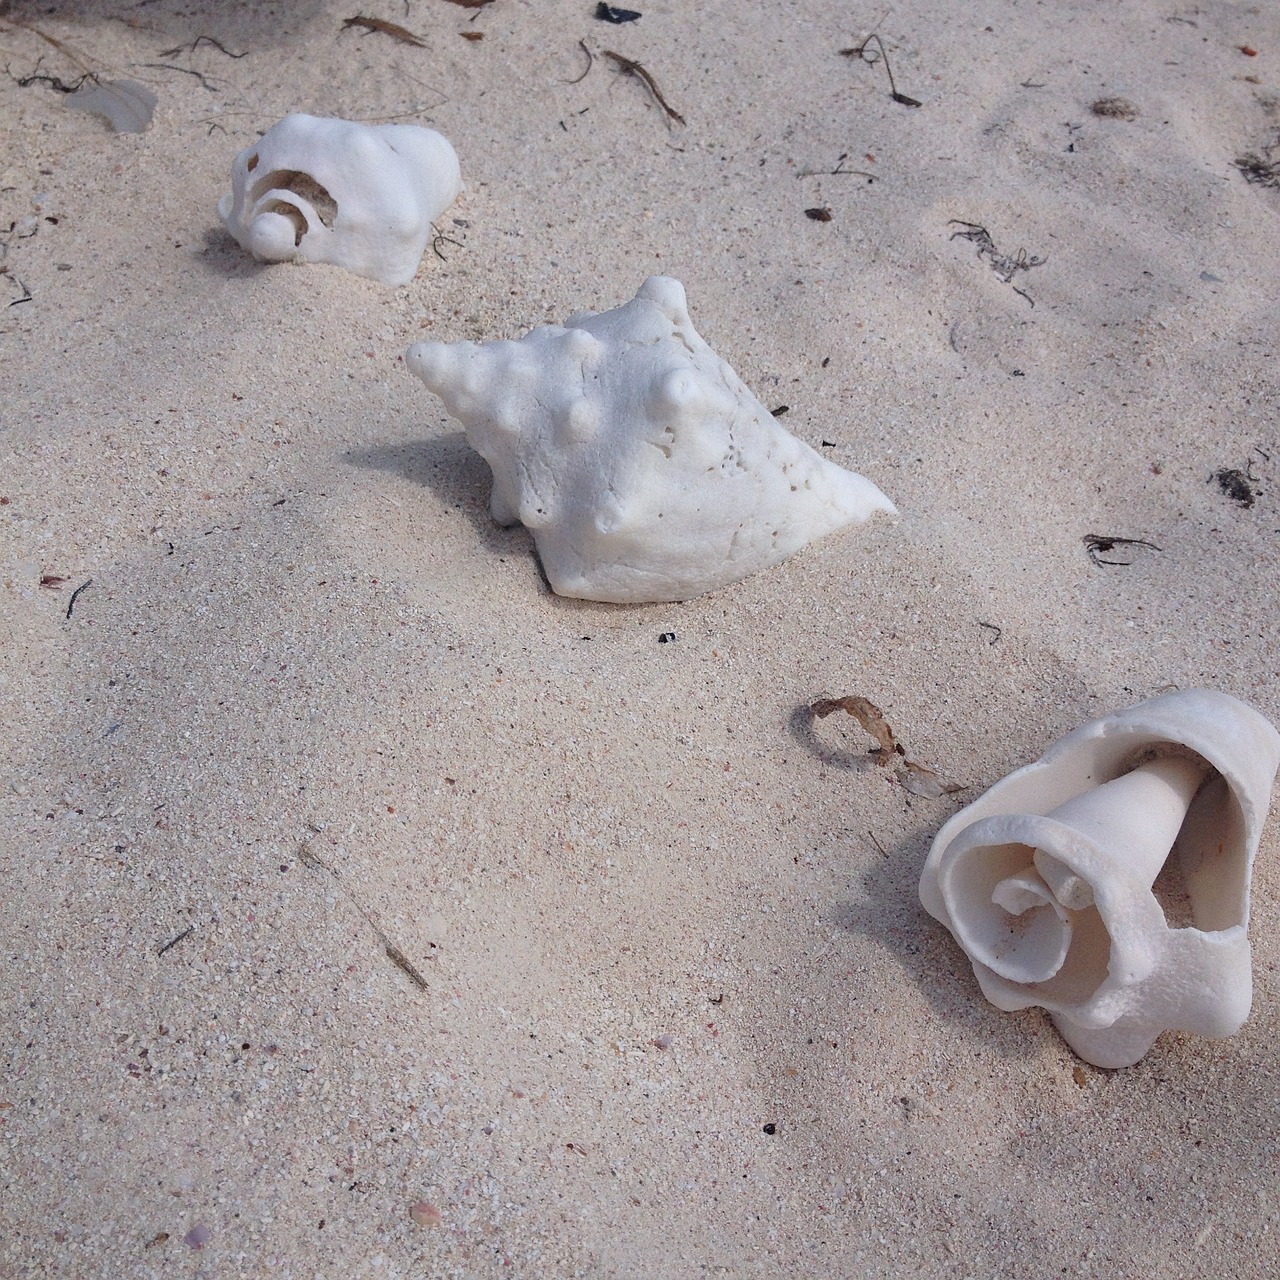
[[2, 1, 1279, 1275]]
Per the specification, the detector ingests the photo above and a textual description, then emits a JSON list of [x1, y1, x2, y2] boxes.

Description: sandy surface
[[2, 1, 1279, 1276]]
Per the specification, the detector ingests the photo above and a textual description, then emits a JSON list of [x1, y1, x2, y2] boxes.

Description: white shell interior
[[919, 689, 1280, 1067]]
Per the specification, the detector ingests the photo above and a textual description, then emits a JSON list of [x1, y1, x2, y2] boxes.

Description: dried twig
[[159, 36, 247, 59], [342, 15, 427, 47], [157, 925, 194, 956], [840, 33, 921, 107], [66, 578, 92, 617], [296, 837, 430, 990], [604, 49, 685, 126], [566, 38, 593, 85]]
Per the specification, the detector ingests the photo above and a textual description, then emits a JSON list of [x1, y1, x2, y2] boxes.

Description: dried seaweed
[[1235, 142, 1280, 189], [1210, 465, 1258, 508], [808, 696, 963, 797], [1091, 96, 1139, 120], [948, 220, 1046, 283]]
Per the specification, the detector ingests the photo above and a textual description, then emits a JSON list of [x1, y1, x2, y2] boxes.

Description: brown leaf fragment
[[1072, 1065, 1088, 1088], [342, 16, 427, 47], [809, 695, 898, 761], [460, 30, 484, 40], [896, 759, 964, 799], [39, 574, 68, 589]]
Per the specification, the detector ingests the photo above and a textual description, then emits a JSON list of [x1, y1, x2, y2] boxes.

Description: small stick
[[296, 837, 429, 991], [157, 925, 194, 956], [566, 39, 593, 85], [841, 34, 921, 108], [603, 50, 685, 126], [382, 937, 430, 989], [137, 63, 220, 90], [159, 36, 248, 59], [66, 578, 93, 618], [431, 222, 464, 260], [342, 16, 427, 47]]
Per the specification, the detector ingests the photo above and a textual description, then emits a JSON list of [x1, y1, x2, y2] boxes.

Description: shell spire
[[405, 277, 895, 602]]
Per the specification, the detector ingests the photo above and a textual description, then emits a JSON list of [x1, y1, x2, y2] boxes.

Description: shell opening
[[248, 169, 338, 228]]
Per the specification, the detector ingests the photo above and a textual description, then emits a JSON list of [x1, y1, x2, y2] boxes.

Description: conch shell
[[217, 113, 461, 286], [405, 277, 895, 602], [919, 689, 1280, 1067]]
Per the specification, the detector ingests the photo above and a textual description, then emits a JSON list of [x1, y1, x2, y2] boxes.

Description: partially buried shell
[[405, 276, 896, 602], [217, 114, 461, 286]]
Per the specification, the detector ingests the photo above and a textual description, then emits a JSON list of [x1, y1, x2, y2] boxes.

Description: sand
[[2, 1, 1279, 1275]]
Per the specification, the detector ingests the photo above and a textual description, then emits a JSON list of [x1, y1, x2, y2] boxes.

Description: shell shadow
[[344, 435, 537, 563], [785, 699, 886, 777], [193, 226, 270, 279], [839, 815, 1044, 1062], [787, 699, 1044, 1059]]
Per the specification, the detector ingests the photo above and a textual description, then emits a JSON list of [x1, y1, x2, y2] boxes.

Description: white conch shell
[[919, 689, 1280, 1068], [217, 113, 461, 286], [404, 277, 895, 602]]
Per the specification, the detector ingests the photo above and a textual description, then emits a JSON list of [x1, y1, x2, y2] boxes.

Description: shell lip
[[922, 689, 1280, 930]]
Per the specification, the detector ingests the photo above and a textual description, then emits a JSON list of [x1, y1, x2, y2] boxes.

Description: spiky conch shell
[[406, 277, 895, 602]]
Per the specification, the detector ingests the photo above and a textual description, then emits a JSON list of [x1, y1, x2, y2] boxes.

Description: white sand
[[2, 1, 1279, 1275]]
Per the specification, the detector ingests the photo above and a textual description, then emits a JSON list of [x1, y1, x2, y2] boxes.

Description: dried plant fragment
[[948, 220, 1046, 284], [342, 16, 427, 46], [1235, 152, 1280, 187], [603, 50, 685, 126], [1082, 533, 1161, 566], [1211, 466, 1258, 508], [1091, 96, 1139, 120], [809, 695, 962, 796], [809, 695, 899, 761], [897, 758, 964, 798]]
